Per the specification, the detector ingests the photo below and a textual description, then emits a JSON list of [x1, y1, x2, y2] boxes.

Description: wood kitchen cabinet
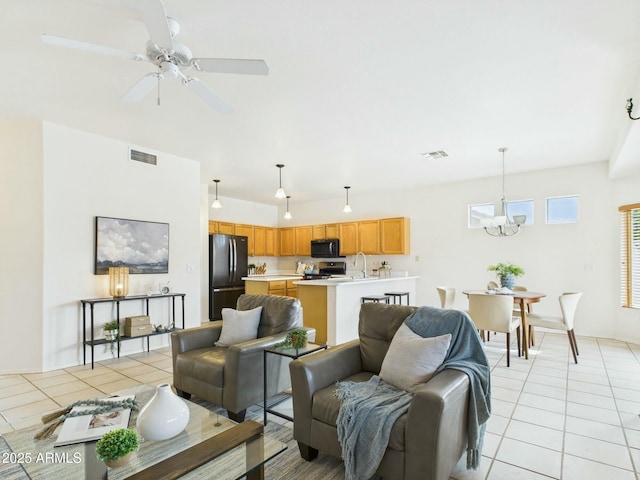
[[311, 225, 326, 240], [325, 224, 339, 239], [286, 280, 298, 298], [234, 224, 254, 255], [339, 222, 358, 255], [208, 221, 236, 235], [245, 280, 285, 296], [265, 228, 278, 256], [295, 226, 312, 256], [358, 220, 380, 254], [253, 226, 266, 256], [279, 228, 295, 256], [217, 222, 235, 235], [380, 217, 410, 254]]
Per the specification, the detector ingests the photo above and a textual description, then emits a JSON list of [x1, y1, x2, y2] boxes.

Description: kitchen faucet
[[354, 251, 368, 278]]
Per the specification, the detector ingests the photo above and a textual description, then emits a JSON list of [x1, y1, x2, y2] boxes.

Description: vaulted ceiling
[[3, 0, 640, 204]]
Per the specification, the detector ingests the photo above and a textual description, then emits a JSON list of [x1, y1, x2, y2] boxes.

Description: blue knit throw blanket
[[335, 306, 491, 479], [405, 306, 491, 469], [335, 375, 412, 480]]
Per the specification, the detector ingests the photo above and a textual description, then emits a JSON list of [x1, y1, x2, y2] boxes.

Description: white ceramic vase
[[136, 383, 190, 441]]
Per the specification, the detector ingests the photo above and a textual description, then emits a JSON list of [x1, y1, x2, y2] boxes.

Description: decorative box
[[125, 315, 151, 327], [124, 324, 154, 337]]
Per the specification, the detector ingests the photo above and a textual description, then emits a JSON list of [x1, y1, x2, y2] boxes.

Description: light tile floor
[[1, 333, 639, 479]]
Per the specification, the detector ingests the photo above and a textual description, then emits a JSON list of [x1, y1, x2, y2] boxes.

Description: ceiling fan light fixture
[[275, 164, 287, 199]]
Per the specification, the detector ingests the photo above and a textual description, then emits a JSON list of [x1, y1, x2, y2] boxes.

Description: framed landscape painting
[[95, 216, 169, 274]]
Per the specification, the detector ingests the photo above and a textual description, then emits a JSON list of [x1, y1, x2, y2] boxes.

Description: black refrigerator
[[209, 234, 248, 320]]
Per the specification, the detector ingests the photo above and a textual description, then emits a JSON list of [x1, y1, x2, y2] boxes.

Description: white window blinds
[[619, 203, 640, 308]]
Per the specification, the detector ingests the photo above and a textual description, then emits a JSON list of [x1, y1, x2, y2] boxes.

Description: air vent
[[421, 151, 449, 159], [129, 148, 157, 166]]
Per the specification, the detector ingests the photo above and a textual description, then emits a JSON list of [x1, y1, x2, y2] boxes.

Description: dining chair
[[526, 292, 582, 363], [436, 286, 456, 309], [468, 293, 521, 367]]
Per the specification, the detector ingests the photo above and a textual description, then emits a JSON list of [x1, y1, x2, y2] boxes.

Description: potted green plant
[[277, 328, 308, 349], [95, 428, 139, 468], [103, 321, 119, 355], [487, 262, 525, 290]]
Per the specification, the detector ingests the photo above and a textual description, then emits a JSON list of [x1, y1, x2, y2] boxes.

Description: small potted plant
[[103, 321, 119, 340], [277, 328, 308, 350], [487, 262, 525, 290], [103, 321, 119, 355], [95, 428, 139, 468]]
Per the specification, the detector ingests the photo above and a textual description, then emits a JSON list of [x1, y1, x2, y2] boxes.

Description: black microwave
[[311, 238, 343, 258]]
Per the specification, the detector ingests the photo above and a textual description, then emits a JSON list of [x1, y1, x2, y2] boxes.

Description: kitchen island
[[243, 275, 303, 298], [294, 276, 418, 345]]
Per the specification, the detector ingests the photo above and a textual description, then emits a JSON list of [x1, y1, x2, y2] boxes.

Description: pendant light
[[284, 195, 292, 219], [343, 186, 352, 213], [481, 148, 526, 237], [274, 164, 287, 199], [211, 179, 222, 209]]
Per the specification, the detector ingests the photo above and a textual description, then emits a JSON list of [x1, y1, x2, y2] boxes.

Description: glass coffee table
[[1, 384, 286, 479]]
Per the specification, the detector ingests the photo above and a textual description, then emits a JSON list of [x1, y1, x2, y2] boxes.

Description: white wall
[[1, 121, 202, 373], [267, 162, 640, 344], [0, 120, 44, 372]]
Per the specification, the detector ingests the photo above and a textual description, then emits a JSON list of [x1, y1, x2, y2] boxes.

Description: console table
[[81, 293, 186, 368]]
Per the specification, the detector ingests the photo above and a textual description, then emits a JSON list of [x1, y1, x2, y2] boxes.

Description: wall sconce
[[626, 98, 640, 120], [109, 267, 129, 298]]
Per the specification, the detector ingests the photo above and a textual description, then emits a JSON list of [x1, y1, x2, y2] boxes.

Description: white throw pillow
[[215, 307, 263, 347], [379, 323, 451, 392]]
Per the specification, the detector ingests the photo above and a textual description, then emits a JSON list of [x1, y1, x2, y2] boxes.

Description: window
[[620, 203, 640, 308], [547, 195, 579, 224], [468, 203, 494, 229], [506, 200, 534, 225]]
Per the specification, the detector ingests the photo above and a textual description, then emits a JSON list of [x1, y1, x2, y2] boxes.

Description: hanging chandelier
[[482, 147, 526, 237]]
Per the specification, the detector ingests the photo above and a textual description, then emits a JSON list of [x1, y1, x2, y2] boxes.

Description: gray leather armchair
[[171, 294, 315, 422], [289, 303, 470, 480]]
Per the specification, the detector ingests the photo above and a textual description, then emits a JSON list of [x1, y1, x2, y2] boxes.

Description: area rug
[[0, 400, 346, 480], [261, 418, 346, 480]]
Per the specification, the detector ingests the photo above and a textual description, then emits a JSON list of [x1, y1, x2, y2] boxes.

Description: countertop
[[242, 275, 303, 282], [293, 276, 418, 286]]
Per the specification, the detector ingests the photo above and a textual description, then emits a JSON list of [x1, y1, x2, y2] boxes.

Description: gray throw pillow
[[379, 323, 451, 392], [215, 307, 263, 347]]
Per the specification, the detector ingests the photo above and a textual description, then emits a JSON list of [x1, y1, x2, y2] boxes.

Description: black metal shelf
[[81, 293, 186, 368]]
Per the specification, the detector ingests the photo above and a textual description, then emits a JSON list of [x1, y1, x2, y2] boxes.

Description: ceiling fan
[[41, 0, 269, 114]]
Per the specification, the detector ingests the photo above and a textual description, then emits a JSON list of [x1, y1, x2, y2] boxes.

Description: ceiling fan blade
[[120, 73, 160, 103], [41, 33, 145, 61], [134, 0, 174, 50], [184, 77, 233, 114], [192, 58, 269, 76]]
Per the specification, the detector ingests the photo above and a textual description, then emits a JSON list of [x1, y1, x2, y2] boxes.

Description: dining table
[[462, 290, 546, 359]]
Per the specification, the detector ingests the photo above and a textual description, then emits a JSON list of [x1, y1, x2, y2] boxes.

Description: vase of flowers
[[487, 262, 525, 290]]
